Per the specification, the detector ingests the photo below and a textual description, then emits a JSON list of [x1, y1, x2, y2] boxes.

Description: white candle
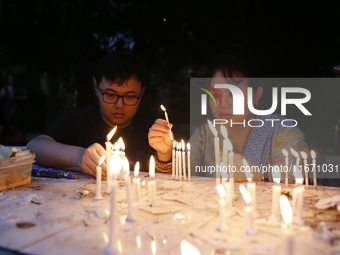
[[229, 151, 234, 200], [149, 155, 156, 206], [123, 157, 134, 222], [280, 195, 294, 255], [282, 149, 289, 187], [243, 159, 257, 212], [292, 167, 304, 225], [117, 137, 125, 180], [178, 142, 182, 181], [224, 181, 233, 211], [207, 119, 220, 185], [160, 105, 173, 140], [239, 184, 256, 235], [133, 162, 141, 204], [187, 143, 191, 182], [269, 166, 281, 222], [311, 150, 317, 188], [93, 155, 106, 201], [181, 139, 187, 180], [104, 153, 122, 255], [220, 125, 231, 167], [216, 184, 226, 231], [105, 126, 117, 194], [175, 141, 179, 180], [290, 148, 300, 173], [300, 151, 308, 187], [172, 140, 176, 179]]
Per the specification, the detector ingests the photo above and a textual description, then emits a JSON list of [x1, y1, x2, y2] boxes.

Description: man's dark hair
[[94, 51, 147, 88]]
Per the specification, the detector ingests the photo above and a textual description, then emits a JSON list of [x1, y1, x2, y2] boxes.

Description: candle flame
[[282, 149, 289, 157], [180, 240, 201, 255], [220, 125, 228, 139], [118, 137, 125, 150], [160, 104, 166, 112], [272, 165, 281, 184], [293, 166, 303, 185], [217, 184, 226, 198], [149, 155, 155, 178], [290, 148, 299, 158], [207, 119, 218, 137], [122, 156, 129, 172], [311, 150, 316, 159], [117, 240, 122, 253], [151, 240, 156, 255], [103, 233, 108, 242], [177, 141, 182, 150], [136, 235, 141, 247], [97, 154, 106, 166], [141, 180, 146, 186], [106, 126, 117, 142], [280, 195, 292, 227], [181, 139, 185, 149], [225, 138, 233, 151], [242, 159, 253, 181], [110, 153, 122, 176], [300, 151, 307, 160], [239, 184, 252, 204], [134, 161, 140, 177], [105, 209, 109, 215], [173, 140, 177, 149]]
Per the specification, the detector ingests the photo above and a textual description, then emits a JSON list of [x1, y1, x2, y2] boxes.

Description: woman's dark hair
[[209, 46, 261, 88], [94, 51, 147, 88]]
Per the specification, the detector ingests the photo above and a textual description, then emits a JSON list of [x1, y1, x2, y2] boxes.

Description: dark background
[[0, 0, 339, 153]]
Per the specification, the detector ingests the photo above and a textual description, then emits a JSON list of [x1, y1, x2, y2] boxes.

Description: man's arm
[[27, 135, 107, 176]]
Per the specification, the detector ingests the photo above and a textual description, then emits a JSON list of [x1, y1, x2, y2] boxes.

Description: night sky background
[[0, 0, 340, 153]]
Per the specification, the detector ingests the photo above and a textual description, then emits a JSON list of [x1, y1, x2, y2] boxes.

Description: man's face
[[96, 76, 144, 128]]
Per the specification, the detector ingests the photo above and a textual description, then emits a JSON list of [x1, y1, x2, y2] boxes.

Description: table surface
[[1, 172, 340, 255]]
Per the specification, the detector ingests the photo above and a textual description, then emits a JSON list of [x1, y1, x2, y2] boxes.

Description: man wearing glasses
[[27, 52, 155, 176]]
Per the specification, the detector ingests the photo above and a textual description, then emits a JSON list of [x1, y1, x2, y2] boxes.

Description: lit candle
[[292, 166, 304, 225], [187, 143, 191, 182], [181, 139, 187, 181], [244, 159, 257, 213], [229, 151, 234, 201], [280, 195, 294, 255], [290, 148, 300, 173], [172, 140, 176, 179], [216, 184, 227, 232], [220, 125, 230, 167], [148, 155, 156, 206], [300, 151, 308, 187], [118, 137, 125, 180], [160, 105, 173, 140], [180, 240, 201, 255], [178, 141, 182, 181], [207, 119, 220, 185], [104, 153, 122, 255], [123, 157, 134, 222], [133, 162, 141, 204], [224, 181, 233, 215], [282, 149, 289, 187], [93, 155, 106, 201], [269, 166, 281, 222], [105, 126, 117, 194], [239, 184, 256, 235], [311, 150, 317, 188]]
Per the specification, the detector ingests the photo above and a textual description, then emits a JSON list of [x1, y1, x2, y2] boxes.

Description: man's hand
[[76, 143, 107, 177]]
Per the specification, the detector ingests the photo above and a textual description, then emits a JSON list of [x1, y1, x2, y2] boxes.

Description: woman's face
[[209, 70, 262, 127]]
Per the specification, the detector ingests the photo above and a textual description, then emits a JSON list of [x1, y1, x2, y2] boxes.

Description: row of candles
[[172, 140, 191, 181], [207, 118, 318, 188]]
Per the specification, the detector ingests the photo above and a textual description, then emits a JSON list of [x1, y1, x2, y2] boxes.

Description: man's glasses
[[97, 87, 141, 106]]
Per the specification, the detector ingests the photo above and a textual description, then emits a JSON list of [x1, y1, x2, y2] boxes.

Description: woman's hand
[[148, 118, 173, 161]]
